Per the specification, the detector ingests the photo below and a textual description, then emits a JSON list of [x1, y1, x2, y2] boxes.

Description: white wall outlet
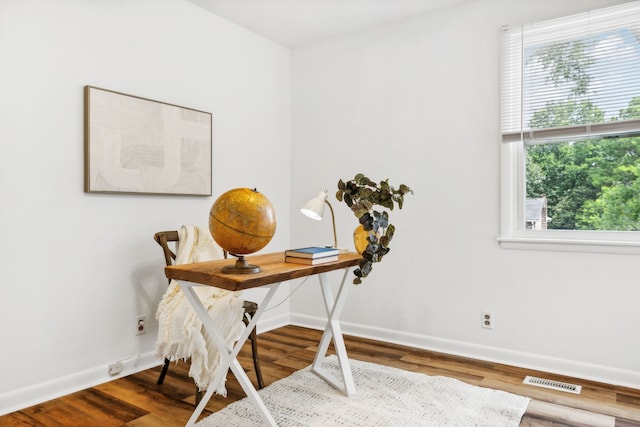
[[108, 361, 123, 376], [481, 312, 494, 329], [136, 315, 148, 335]]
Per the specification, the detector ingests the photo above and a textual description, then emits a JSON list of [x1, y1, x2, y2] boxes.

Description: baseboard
[[256, 312, 289, 335], [289, 313, 640, 391], [0, 313, 290, 416], [0, 352, 162, 416], [4, 313, 638, 416]]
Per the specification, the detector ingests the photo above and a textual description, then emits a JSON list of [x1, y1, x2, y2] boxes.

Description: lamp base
[[222, 256, 261, 274]]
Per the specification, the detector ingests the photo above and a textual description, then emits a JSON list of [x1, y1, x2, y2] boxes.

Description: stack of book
[[284, 246, 339, 265]]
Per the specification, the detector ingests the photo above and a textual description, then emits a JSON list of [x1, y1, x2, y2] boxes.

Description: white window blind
[[501, 1, 640, 145]]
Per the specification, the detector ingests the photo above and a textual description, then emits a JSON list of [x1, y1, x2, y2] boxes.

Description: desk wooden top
[[165, 252, 362, 292]]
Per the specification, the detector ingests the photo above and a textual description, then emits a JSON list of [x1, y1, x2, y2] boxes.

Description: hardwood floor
[[2, 325, 639, 426]]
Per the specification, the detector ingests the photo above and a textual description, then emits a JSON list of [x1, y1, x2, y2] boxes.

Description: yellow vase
[[353, 225, 369, 254]]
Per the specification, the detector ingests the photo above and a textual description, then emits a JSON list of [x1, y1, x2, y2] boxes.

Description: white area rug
[[196, 355, 530, 426]]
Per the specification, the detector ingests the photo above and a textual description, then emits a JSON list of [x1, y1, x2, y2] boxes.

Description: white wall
[[0, 0, 290, 414], [3, 0, 639, 416], [290, 0, 640, 389]]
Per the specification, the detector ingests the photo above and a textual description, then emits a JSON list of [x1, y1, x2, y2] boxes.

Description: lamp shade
[[301, 190, 328, 220]]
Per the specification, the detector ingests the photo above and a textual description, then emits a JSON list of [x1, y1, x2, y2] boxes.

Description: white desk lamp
[[301, 190, 338, 249]]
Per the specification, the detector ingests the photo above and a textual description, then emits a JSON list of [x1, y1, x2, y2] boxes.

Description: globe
[[209, 188, 277, 273]]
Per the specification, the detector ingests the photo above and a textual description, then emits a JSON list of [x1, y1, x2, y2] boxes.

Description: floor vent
[[523, 376, 582, 394]]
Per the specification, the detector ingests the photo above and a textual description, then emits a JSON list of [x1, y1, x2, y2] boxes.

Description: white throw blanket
[[155, 225, 245, 395]]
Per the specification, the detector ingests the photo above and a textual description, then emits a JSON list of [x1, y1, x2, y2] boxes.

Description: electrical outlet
[[108, 361, 123, 376], [136, 315, 148, 335], [481, 312, 494, 329]]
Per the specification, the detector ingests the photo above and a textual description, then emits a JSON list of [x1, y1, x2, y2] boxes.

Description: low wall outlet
[[108, 361, 123, 376], [136, 315, 148, 335], [481, 312, 494, 329]]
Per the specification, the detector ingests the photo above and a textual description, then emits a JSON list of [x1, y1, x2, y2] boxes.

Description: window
[[499, 1, 640, 254]]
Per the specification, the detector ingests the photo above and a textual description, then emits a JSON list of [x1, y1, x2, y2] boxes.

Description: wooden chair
[[153, 230, 264, 402]]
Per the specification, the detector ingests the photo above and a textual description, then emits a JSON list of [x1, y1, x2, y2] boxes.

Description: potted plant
[[336, 173, 413, 284]]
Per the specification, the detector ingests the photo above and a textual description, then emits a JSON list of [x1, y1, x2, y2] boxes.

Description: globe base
[[222, 256, 261, 274]]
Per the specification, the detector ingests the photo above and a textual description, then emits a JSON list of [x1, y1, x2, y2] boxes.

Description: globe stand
[[222, 255, 261, 274]]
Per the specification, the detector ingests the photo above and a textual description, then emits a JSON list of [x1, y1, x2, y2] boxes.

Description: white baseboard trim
[[290, 313, 640, 391], [0, 352, 162, 416], [4, 314, 638, 416], [256, 312, 289, 335], [0, 314, 290, 416]]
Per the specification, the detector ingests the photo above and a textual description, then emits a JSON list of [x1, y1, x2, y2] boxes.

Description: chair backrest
[[154, 230, 228, 284], [153, 230, 180, 268]]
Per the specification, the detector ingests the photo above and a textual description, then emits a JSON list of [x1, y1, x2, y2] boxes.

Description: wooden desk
[[166, 252, 361, 291], [165, 252, 361, 426]]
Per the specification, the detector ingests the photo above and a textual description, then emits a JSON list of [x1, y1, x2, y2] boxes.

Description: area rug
[[196, 355, 530, 426]]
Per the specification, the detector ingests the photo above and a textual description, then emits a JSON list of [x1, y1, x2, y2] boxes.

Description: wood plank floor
[[2, 325, 639, 426]]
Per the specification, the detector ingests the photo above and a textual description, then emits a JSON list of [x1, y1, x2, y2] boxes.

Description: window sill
[[498, 236, 640, 255]]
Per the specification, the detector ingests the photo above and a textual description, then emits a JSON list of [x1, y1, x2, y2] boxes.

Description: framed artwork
[[84, 86, 212, 195]]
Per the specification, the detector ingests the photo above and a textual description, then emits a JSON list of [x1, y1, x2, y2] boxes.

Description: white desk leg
[[180, 282, 280, 427], [311, 269, 356, 396]]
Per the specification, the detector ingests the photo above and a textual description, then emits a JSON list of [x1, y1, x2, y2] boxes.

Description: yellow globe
[[209, 188, 277, 255]]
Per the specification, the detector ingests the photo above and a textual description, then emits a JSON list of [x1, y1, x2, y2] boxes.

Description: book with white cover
[[285, 255, 339, 265], [284, 246, 339, 259]]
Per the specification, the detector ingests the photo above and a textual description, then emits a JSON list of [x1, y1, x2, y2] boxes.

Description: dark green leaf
[[386, 224, 395, 241], [360, 261, 372, 276], [344, 193, 353, 207], [365, 242, 379, 255], [399, 184, 412, 195]]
